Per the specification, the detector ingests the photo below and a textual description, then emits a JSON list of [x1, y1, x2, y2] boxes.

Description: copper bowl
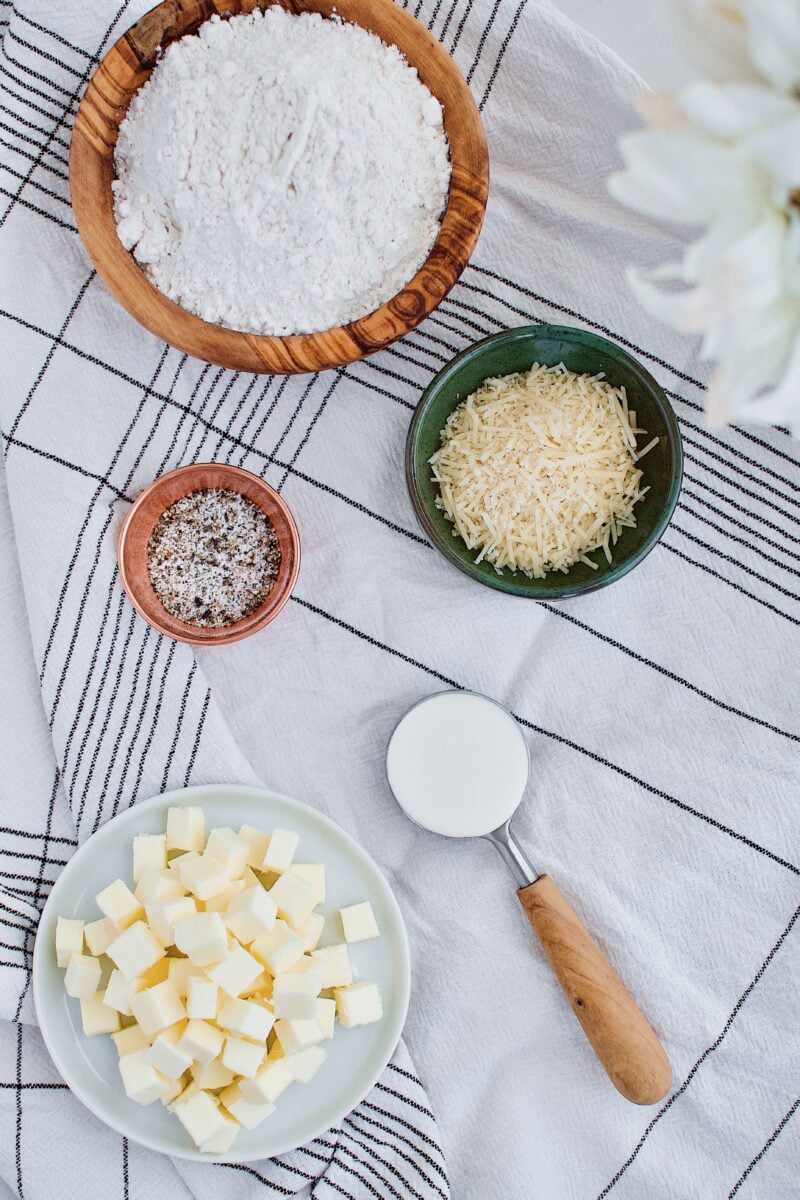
[[117, 463, 300, 645]]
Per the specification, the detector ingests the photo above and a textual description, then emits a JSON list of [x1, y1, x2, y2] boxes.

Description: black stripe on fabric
[[226, 377, 275, 465], [1, 156, 78, 208], [336, 1136, 411, 1200], [348, 1109, 449, 1188], [344, 1117, 447, 1200], [291, 595, 800, 875], [360, 1101, 449, 1166], [0, 57, 66, 119], [161, 662, 196, 792], [479, 0, 526, 109], [437, 0, 462, 43], [464, 0, 502, 83], [270, 373, 321, 463], [728, 1097, 800, 1198], [0, 826, 75, 845], [234, 377, 289, 468], [678, 413, 800, 496], [681, 471, 800, 550], [107, 635, 166, 823], [0, 846, 68, 866], [122, 1137, 129, 1200], [680, 500, 800, 580], [76, 604, 136, 815], [0, 959, 28, 969], [597, 902, 800, 1198], [127, 640, 177, 807], [5, 26, 85, 79], [684, 448, 800, 533], [0, 180, 75, 229], [0, 125, 68, 174], [90, 627, 152, 836], [682, 485, 800, 565], [10, 6, 98, 63], [277, 372, 342, 489], [662, 538, 800, 629], [217, 1161, 299, 1194], [0, 41, 76, 102], [0, 1081, 67, 1089], [376, 1082, 436, 1122], [210, 373, 258, 459], [1, 433, 130, 500], [0, 914, 32, 936], [683, 433, 800, 515], [0, 939, 31, 958], [15, 1023, 22, 1198], [0, 100, 71, 152], [450, 0, 477, 54], [328, 1149, 387, 1200], [184, 689, 211, 787]]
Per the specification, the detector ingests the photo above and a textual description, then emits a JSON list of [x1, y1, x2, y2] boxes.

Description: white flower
[[610, 0, 800, 431]]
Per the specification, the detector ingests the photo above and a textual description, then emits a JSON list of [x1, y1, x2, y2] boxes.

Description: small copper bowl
[[117, 464, 300, 646]]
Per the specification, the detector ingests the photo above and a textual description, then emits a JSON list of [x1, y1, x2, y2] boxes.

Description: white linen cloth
[[0, 0, 799, 1197]]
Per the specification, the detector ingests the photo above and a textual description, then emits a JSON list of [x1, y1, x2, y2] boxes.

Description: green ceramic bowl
[[406, 324, 683, 599]]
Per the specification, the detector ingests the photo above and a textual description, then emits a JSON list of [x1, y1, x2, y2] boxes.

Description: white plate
[[32, 783, 410, 1162]]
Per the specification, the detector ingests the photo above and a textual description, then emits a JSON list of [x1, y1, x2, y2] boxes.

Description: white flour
[[112, 8, 451, 336]]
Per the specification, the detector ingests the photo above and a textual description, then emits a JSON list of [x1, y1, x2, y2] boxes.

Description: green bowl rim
[[405, 323, 685, 600]]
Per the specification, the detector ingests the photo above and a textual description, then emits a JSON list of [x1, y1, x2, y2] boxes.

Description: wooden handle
[[518, 875, 672, 1105]]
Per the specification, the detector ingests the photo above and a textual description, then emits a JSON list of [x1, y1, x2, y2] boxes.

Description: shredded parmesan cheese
[[429, 362, 657, 578]]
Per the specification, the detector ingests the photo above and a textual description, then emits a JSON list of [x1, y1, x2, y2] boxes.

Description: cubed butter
[[220, 1081, 275, 1129], [187, 976, 218, 1020], [132, 834, 167, 881], [316, 997, 336, 1040], [268, 872, 316, 930], [83, 917, 116, 957], [238, 825, 270, 870], [222, 1035, 265, 1078], [107, 921, 166, 981], [167, 958, 202, 998], [334, 982, 383, 1028], [103, 968, 137, 1016], [207, 946, 263, 999], [173, 912, 228, 966], [205, 827, 250, 879], [339, 901, 380, 944], [261, 829, 298, 873], [272, 959, 325, 1019], [173, 1089, 227, 1147], [145, 897, 196, 947], [146, 1023, 193, 1078], [239, 1057, 294, 1105], [166, 806, 205, 853], [135, 868, 187, 905], [80, 993, 121, 1036], [65, 953, 102, 999], [273, 1015, 325, 1056], [224, 886, 277, 944], [290, 864, 325, 905], [55, 917, 84, 968], [251, 920, 304, 975], [200, 1108, 240, 1154], [311, 943, 352, 989], [191, 1058, 236, 1090], [179, 854, 231, 902], [296, 911, 325, 953], [112, 1024, 150, 1056], [217, 996, 274, 1042], [118, 1049, 174, 1105], [96, 880, 143, 931], [179, 1019, 224, 1064], [285, 1045, 326, 1083], [130, 981, 185, 1036]]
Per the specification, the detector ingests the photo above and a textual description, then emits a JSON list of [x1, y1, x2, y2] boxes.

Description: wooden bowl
[[70, 0, 489, 374], [117, 463, 300, 645]]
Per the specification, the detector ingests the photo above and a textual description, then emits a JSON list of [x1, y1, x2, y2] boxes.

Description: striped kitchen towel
[[0, 0, 798, 1198]]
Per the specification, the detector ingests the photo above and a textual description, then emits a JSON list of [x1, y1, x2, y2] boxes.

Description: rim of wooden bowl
[[69, 0, 489, 374], [117, 463, 301, 645]]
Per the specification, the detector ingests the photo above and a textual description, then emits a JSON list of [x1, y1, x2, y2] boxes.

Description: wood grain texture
[[70, 0, 489, 374], [518, 875, 672, 1105]]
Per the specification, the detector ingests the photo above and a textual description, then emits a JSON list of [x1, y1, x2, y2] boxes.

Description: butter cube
[[285, 1045, 326, 1083], [297, 911, 325, 953], [262, 829, 298, 873], [55, 917, 84, 968], [139, 958, 170, 987], [191, 1058, 236, 1090], [200, 1108, 240, 1154], [220, 1081, 275, 1129], [159, 1075, 187, 1105], [239, 1057, 294, 1105], [170, 1080, 200, 1110], [96, 880, 143, 931], [80, 993, 121, 1036], [119, 1049, 174, 1105], [340, 901, 380, 944], [272, 959, 325, 1019], [274, 1016, 325, 1056], [238, 825, 270, 870], [83, 917, 116, 957], [107, 921, 166, 981], [103, 968, 137, 1016], [179, 1019, 224, 1064], [251, 920, 303, 975], [146, 1024, 193, 1078], [268, 872, 316, 929], [217, 996, 274, 1042], [187, 976, 218, 1020], [206, 827, 249, 879], [173, 912, 228, 966], [224, 886, 277, 944], [174, 1089, 227, 1147], [207, 946, 263, 998], [222, 1035, 265, 1078], [130, 981, 185, 1036], [135, 868, 186, 905], [112, 1025, 150, 1056], [166, 806, 205, 853], [65, 953, 102, 999], [167, 958, 202, 998], [240, 970, 271, 998], [202, 879, 246, 914], [132, 834, 167, 881], [166, 851, 198, 881], [334, 982, 383, 1028], [290, 864, 325, 905], [180, 854, 231, 902], [311, 943, 352, 989], [316, 998, 336, 1040], [145, 897, 197, 947]]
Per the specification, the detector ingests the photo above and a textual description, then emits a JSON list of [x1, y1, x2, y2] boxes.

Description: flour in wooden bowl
[[112, 8, 451, 336]]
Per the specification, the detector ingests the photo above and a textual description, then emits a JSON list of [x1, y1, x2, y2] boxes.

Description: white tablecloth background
[[0, 0, 798, 1196]]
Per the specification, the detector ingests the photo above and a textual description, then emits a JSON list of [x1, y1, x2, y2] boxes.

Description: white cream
[[386, 691, 529, 838]]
